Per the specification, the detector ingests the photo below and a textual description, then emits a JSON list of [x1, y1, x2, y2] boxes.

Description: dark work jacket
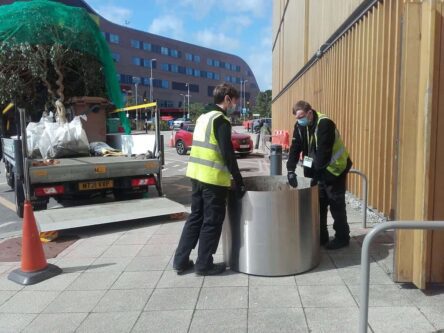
[[286, 111, 352, 183], [212, 105, 244, 187]]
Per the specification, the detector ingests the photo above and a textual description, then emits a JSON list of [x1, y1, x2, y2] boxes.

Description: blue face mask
[[298, 117, 309, 126]]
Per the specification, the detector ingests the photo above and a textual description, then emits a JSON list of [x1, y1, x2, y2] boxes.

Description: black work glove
[[310, 178, 318, 187], [287, 171, 298, 188], [236, 183, 246, 199]]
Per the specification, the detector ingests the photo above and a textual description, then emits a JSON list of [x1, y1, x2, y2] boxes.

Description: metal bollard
[[270, 144, 282, 175]]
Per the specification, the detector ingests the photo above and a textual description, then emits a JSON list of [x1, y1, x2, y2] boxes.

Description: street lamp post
[[135, 82, 138, 122], [242, 80, 248, 111], [185, 83, 190, 119], [149, 58, 156, 120], [180, 93, 186, 119], [240, 80, 243, 119]]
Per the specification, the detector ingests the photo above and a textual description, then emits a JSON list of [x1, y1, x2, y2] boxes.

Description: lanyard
[[307, 127, 315, 155]]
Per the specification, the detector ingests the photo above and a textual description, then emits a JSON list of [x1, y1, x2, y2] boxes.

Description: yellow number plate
[[79, 180, 114, 191]]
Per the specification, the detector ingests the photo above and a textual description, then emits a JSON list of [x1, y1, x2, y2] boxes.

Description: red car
[[172, 124, 253, 156]]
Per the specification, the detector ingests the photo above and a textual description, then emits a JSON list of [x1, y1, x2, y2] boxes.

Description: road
[[0, 127, 270, 239]]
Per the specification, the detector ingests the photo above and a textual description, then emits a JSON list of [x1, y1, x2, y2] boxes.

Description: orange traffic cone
[[8, 201, 62, 285]]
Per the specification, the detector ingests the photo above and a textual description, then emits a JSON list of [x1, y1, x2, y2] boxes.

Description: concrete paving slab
[[66, 271, 121, 291], [147, 234, 181, 244], [132, 310, 193, 333], [113, 232, 153, 245], [203, 271, 248, 287], [52, 257, 96, 273], [76, 311, 140, 333], [0, 290, 16, 307], [338, 264, 393, 286], [22, 312, 87, 333], [418, 305, 444, 331], [137, 244, 177, 256], [305, 306, 360, 333], [248, 308, 307, 333], [0, 314, 37, 332], [248, 275, 296, 287], [197, 286, 248, 310], [296, 267, 344, 286], [87, 257, 132, 273], [93, 289, 152, 312], [0, 290, 59, 313], [368, 307, 435, 333], [111, 271, 162, 290], [125, 255, 171, 271], [24, 272, 81, 291], [157, 270, 204, 288], [298, 285, 356, 308], [0, 275, 25, 291], [348, 284, 413, 307], [145, 287, 200, 311], [43, 290, 106, 313], [249, 285, 302, 309], [63, 244, 108, 258], [401, 286, 444, 307], [189, 309, 247, 333], [100, 244, 144, 258]]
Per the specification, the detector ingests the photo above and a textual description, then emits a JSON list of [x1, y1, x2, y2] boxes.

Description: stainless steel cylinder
[[223, 176, 320, 276]]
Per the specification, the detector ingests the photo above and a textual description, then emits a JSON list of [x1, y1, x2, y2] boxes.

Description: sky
[[85, 0, 272, 91]]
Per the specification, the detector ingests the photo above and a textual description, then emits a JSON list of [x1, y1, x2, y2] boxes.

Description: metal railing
[[359, 221, 444, 333], [349, 169, 368, 228]]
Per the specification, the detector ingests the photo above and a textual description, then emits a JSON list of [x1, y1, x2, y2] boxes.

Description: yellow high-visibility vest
[[315, 112, 349, 176], [186, 110, 231, 187]]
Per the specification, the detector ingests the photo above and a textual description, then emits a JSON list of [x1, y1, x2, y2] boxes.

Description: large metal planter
[[223, 176, 320, 276]]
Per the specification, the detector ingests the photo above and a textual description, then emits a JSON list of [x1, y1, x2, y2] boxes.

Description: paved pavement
[[0, 128, 443, 332]]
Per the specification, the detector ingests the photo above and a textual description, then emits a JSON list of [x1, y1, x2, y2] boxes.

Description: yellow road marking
[[0, 196, 15, 212]]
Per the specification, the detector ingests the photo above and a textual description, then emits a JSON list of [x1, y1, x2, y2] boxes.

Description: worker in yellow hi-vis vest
[[287, 100, 353, 250], [173, 83, 245, 276]]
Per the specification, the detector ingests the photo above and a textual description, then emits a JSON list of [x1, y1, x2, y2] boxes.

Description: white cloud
[[247, 25, 272, 91], [148, 15, 185, 40], [96, 5, 132, 25], [221, 15, 253, 33], [195, 29, 240, 51]]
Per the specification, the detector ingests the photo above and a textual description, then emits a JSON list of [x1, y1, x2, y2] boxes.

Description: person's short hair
[[293, 100, 312, 114], [213, 83, 240, 104]]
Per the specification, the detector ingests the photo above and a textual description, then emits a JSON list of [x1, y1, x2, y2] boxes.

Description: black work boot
[[320, 230, 329, 246], [325, 238, 349, 250], [174, 260, 194, 275], [195, 263, 226, 276]]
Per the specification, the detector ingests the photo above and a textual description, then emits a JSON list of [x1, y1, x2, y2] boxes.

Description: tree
[[252, 90, 272, 118], [188, 102, 213, 122]]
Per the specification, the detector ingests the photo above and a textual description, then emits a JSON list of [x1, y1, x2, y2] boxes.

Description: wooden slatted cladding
[[272, 0, 401, 218], [272, 0, 444, 287]]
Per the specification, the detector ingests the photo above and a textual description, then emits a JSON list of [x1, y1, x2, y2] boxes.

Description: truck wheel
[[175, 140, 187, 155], [14, 176, 25, 218]]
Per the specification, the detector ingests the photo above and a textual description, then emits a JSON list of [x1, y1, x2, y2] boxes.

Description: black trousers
[[174, 179, 228, 271], [319, 171, 350, 241]]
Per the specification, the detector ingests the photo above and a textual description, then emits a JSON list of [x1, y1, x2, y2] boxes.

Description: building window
[[143, 42, 151, 51], [132, 57, 141, 66], [225, 62, 231, 70], [185, 53, 192, 61], [143, 59, 150, 67], [161, 80, 169, 89], [120, 74, 133, 84], [170, 49, 179, 58], [214, 73, 220, 80], [207, 72, 213, 79], [207, 86, 215, 97], [235, 77, 241, 84], [194, 55, 200, 63], [161, 63, 169, 71], [110, 33, 119, 44], [172, 82, 187, 91], [214, 60, 220, 67], [131, 39, 140, 48], [189, 84, 199, 93], [178, 66, 186, 74], [194, 69, 200, 77], [161, 46, 168, 55], [186, 67, 193, 76], [111, 52, 120, 62], [225, 76, 230, 82], [171, 64, 178, 73], [207, 58, 213, 66], [141, 77, 150, 86], [236, 65, 241, 72], [116, 73, 121, 82]]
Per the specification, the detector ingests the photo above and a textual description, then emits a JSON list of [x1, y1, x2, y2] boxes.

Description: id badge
[[303, 156, 313, 168]]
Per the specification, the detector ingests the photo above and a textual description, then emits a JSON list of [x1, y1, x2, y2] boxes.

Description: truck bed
[[29, 156, 161, 184]]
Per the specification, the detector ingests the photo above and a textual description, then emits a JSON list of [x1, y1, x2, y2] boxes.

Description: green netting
[[0, 0, 130, 133]]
